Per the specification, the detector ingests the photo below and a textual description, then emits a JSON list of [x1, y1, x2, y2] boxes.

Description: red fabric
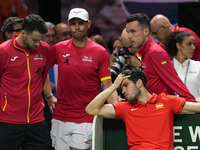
[[138, 38, 196, 102], [49, 39, 111, 123], [175, 26, 200, 61], [113, 93, 186, 150], [0, 33, 50, 124]]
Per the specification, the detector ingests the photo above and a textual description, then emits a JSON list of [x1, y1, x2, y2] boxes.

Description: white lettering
[[174, 126, 182, 142], [82, 59, 92, 62], [174, 146, 184, 150], [34, 58, 43, 60], [187, 146, 198, 150], [189, 126, 200, 142]]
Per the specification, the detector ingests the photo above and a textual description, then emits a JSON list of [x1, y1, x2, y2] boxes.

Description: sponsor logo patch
[[82, 55, 92, 62], [34, 54, 43, 60], [141, 62, 146, 68]]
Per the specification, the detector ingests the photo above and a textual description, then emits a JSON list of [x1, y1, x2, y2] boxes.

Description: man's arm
[[86, 74, 129, 118], [181, 101, 200, 113], [101, 79, 118, 104], [86, 84, 116, 119], [0, 48, 5, 80], [152, 50, 196, 102], [43, 74, 57, 113]]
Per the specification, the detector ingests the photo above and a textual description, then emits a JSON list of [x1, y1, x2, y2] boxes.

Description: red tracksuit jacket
[[0, 33, 49, 124]]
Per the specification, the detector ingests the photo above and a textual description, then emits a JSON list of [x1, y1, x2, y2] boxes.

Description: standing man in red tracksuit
[[125, 13, 196, 102], [0, 14, 50, 150]]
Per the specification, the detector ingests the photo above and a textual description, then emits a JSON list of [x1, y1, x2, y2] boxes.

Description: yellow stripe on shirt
[[101, 76, 111, 81]]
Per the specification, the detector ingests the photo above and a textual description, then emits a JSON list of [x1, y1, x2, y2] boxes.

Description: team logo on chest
[[141, 62, 146, 69], [82, 55, 92, 62], [11, 56, 18, 61], [34, 54, 43, 60]]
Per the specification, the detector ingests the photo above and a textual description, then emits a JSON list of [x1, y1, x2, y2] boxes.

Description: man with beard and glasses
[[86, 66, 200, 150], [0, 14, 50, 150], [45, 8, 118, 150]]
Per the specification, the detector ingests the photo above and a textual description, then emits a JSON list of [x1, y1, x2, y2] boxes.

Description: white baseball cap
[[68, 8, 89, 21]]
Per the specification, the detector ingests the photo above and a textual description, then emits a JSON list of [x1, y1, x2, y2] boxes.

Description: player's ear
[[136, 79, 143, 88], [87, 20, 91, 29], [143, 27, 149, 37], [176, 42, 181, 50]]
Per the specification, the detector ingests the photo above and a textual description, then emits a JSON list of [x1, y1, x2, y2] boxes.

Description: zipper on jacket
[[3, 93, 7, 111], [26, 53, 31, 123], [13, 40, 32, 123]]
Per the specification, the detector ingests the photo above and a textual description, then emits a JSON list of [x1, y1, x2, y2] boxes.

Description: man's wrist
[[45, 93, 53, 100], [111, 84, 118, 90]]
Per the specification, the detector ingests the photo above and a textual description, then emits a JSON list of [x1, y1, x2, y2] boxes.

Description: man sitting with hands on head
[[86, 66, 200, 150]]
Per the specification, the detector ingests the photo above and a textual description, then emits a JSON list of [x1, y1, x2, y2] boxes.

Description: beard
[[23, 36, 37, 50], [127, 88, 141, 102]]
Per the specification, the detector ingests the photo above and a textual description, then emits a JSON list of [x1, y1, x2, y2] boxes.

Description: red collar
[[12, 32, 40, 53], [132, 93, 159, 107], [138, 38, 155, 60]]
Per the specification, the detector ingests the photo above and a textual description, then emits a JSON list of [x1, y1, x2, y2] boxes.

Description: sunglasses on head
[[10, 28, 22, 32]]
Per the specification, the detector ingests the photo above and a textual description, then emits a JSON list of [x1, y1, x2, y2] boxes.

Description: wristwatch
[[45, 93, 53, 100]]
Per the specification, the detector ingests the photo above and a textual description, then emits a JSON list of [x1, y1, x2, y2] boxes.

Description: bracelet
[[45, 93, 53, 100]]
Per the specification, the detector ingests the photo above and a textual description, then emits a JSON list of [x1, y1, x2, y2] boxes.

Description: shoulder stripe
[[161, 61, 167, 65], [100, 76, 111, 81]]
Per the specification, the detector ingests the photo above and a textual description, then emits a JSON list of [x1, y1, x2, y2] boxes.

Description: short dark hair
[[164, 31, 194, 58], [1, 16, 24, 41], [122, 66, 147, 89], [126, 13, 151, 32], [22, 14, 48, 35]]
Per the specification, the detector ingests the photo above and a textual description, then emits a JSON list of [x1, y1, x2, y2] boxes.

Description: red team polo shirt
[[113, 93, 186, 150], [138, 38, 196, 102], [174, 26, 200, 61], [49, 39, 111, 123]]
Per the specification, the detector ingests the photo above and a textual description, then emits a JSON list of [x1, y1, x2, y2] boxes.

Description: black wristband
[[45, 93, 53, 100]]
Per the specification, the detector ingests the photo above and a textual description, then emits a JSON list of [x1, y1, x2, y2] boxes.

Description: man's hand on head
[[113, 73, 131, 89]]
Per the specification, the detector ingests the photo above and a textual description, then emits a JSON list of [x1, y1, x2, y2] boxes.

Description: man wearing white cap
[[46, 8, 118, 150]]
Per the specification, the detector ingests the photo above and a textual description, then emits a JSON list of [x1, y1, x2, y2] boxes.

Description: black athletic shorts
[[0, 120, 50, 150]]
